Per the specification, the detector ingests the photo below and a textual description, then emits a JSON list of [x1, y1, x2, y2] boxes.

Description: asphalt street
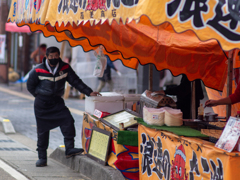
[[0, 83, 85, 150]]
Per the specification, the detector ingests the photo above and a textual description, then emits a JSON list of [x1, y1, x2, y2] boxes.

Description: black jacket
[[27, 58, 93, 97], [164, 75, 204, 119]]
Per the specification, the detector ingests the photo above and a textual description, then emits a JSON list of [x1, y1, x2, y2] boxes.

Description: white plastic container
[[123, 94, 141, 113], [85, 92, 124, 115]]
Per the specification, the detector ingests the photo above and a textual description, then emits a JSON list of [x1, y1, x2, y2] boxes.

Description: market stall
[[81, 90, 240, 180], [7, 1, 240, 180]]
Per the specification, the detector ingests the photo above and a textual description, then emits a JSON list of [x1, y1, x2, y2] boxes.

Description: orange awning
[[8, 0, 240, 51], [8, 0, 234, 91], [14, 18, 228, 91]]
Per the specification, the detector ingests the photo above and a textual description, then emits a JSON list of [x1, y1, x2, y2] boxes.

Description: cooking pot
[[205, 112, 218, 122]]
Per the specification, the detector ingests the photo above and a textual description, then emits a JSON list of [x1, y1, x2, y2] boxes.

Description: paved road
[[0, 83, 85, 150]]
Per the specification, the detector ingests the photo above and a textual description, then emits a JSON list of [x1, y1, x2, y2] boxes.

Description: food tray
[[208, 122, 226, 128], [201, 129, 223, 139]]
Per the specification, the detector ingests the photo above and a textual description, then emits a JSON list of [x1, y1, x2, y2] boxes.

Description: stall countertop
[[135, 118, 208, 138], [183, 119, 226, 129]]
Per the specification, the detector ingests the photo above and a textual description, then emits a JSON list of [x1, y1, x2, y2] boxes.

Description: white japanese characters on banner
[[0, 35, 6, 60]]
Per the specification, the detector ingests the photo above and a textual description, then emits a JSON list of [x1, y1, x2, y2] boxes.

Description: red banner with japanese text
[[139, 124, 240, 180]]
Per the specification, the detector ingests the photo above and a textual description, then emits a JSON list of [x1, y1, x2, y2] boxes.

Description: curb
[[50, 147, 125, 180]]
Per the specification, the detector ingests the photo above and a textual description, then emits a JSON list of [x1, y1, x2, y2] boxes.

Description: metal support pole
[[10, 33, 14, 67], [191, 81, 196, 119], [149, 64, 153, 91], [14, 33, 18, 71], [60, 41, 66, 59], [19, 34, 23, 91], [37, 33, 40, 63], [226, 50, 234, 120], [37, 33, 40, 47]]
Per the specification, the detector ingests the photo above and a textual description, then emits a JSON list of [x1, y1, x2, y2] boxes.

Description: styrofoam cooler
[[123, 94, 141, 113], [85, 92, 124, 115]]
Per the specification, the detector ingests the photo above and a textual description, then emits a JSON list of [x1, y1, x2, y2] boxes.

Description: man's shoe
[[36, 159, 47, 167], [66, 148, 84, 158]]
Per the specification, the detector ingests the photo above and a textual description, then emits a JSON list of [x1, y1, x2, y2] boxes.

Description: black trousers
[[37, 118, 76, 151], [34, 95, 76, 152]]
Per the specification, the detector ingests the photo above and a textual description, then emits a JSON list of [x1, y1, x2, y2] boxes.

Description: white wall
[[40, 34, 62, 50]]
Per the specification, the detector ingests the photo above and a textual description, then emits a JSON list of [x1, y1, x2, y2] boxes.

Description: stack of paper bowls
[[164, 107, 183, 126], [143, 106, 165, 126], [143, 106, 183, 126]]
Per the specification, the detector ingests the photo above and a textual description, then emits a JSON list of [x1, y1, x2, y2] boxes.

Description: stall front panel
[[139, 124, 240, 180], [82, 113, 139, 180]]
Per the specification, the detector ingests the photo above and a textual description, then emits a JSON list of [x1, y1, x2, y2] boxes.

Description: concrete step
[[50, 148, 125, 180]]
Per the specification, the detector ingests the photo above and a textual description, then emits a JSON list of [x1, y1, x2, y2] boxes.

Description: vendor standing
[[159, 74, 204, 119], [27, 47, 101, 167]]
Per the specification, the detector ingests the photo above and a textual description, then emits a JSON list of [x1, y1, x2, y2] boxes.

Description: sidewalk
[[0, 127, 124, 180], [0, 127, 90, 180], [0, 83, 124, 180]]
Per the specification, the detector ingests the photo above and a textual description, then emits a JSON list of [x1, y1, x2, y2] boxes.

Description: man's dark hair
[[39, 44, 47, 49], [46, 46, 60, 56]]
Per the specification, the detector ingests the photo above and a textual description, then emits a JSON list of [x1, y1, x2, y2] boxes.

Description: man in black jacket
[[27, 47, 100, 167]]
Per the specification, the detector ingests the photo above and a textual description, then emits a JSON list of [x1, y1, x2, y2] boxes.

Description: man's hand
[[90, 92, 102, 96], [205, 100, 218, 107], [205, 97, 232, 107], [158, 90, 165, 95]]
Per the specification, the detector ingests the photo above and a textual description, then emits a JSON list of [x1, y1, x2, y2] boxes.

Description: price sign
[[87, 126, 111, 165]]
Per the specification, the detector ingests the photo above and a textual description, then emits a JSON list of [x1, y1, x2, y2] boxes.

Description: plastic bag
[[93, 47, 107, 77]]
